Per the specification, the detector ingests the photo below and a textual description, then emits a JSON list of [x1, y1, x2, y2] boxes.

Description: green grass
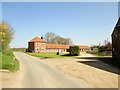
[[12, 48, 26, 52], [0, 50, 20, 72], [89, 51, 112, 56], [28, 52, 72, 58]]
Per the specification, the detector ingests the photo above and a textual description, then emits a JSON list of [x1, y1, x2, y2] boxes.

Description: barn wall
[[112, 18, 120, 62]]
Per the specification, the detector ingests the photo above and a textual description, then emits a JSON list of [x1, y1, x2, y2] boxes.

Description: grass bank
[[28, 52, 73, 58], [0, 50, 20, 72]]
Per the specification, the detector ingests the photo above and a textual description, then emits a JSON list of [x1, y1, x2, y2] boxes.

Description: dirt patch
[[1, 71, 20, 88], [41, 58, 118, 88]]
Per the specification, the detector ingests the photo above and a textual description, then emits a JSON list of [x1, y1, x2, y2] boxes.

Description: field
[[0, 50, 20, 72]]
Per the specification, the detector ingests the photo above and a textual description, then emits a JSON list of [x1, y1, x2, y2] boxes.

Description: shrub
[[69, 46, 80, 56]]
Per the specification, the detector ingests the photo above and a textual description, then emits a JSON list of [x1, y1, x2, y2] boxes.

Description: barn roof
[[116, 17, 120, 27], [46, 44, 69, 49], [79, 45, 90, 49], [46, 44, 90, 49], [112, 17, 120, 36]]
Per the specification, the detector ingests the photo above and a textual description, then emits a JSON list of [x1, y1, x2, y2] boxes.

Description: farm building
[[112, 17, 120, 62], [27, 36, 91, 53]]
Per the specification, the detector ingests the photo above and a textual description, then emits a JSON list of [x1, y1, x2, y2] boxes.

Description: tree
[[44, 32, 56, 43], [0, 22, 14, 51], [44, 32, 72, 45], [52, 36, 72, 44]]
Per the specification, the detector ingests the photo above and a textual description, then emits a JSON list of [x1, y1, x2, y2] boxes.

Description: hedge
[[69, 46, 80, 56]]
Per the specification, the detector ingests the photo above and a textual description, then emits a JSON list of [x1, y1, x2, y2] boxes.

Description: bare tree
[[44, 32, 56, 43], [44, 32, 72, 45]]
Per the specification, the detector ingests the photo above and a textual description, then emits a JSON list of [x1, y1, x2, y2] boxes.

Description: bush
[[69, 46, 80, 56], [2, 49, 14, 56], [89, 50, 112, 56]]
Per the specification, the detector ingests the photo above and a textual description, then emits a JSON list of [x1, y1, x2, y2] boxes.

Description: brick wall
[[34, 42, 46, 53]]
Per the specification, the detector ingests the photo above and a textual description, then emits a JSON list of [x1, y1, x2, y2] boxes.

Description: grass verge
[[0, 50, 20, 72], [89, 51, 112, 56], [28, 52, 74, 58]]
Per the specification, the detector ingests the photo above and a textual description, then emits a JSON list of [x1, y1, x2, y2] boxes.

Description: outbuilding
[[27, 36, 91, 53], [112, 17, 120, 62]]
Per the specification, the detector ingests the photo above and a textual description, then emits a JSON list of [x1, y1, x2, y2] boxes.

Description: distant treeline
[[12, 48, 27, 52]]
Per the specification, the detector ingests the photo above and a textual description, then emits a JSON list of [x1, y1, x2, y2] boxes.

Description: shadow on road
[[76, 57, 120, 75]]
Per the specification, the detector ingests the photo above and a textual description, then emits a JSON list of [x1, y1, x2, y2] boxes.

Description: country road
[[12, 52, 88, 88]]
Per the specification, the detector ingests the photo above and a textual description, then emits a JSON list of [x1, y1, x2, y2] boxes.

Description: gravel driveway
[[41, 53, 119, 88]]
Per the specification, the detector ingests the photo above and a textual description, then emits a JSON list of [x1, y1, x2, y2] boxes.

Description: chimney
[[41, 36, 43, 40]]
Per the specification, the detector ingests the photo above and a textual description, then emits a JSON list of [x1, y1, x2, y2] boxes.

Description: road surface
[[13, 52, 87, 88]]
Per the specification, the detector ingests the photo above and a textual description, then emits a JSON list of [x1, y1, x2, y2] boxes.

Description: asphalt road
[[14, 52, 87, 88]]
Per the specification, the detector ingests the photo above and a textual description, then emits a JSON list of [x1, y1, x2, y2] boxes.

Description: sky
[[2, 0, 120, 2], [2, 2, 119, 48]]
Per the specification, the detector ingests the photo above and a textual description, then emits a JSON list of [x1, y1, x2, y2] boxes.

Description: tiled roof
[[29, 37, 46, 43], [46, 44, 90, 49], [79, 45, 90, 49], [46, 44, 69, 49]]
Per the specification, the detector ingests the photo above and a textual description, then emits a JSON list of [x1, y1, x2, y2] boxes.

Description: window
[[41, 47, 44, 51], [36, 47, 39, 51], [41, 43, 44, 46], [39, 47, 44, 52], [36, 42, 39, 45]]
